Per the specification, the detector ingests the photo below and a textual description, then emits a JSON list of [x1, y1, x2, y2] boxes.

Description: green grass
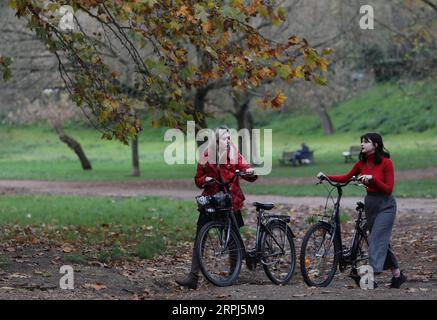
[[0, 195, 198, 261], [0, 125, 435, 181], [256, 80, 437, 135], [244, 179, 437, 198]]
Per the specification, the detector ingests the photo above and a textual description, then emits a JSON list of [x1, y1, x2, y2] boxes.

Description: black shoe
[[245, 250, 257, 271], [349, 269, 361, 287], [175, 274, 198, 290], [390, 271, 407, 289]]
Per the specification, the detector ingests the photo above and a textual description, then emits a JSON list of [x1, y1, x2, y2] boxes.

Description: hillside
[[254, 80, 436, 136]]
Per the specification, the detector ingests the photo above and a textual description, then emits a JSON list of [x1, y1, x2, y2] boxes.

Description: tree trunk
[[131, 135, 140, 177], [234, 96, 255, 163], [54, 125, 92, 170], [194, 87, 208, 147], [315, 106, 335, 135], [235, 100, 253, 152]]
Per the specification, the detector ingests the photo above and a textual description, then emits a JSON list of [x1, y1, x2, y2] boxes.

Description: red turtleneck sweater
[[327, 154, 394, 195]]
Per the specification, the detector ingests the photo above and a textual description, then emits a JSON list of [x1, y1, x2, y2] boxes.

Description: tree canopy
[[3, 0, 331, 143]]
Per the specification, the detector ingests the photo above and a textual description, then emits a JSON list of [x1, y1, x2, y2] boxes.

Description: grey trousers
[[364, 193, 400, 273]]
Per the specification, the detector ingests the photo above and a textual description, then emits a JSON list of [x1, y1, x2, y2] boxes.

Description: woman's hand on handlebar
[[358, 174, 372, 184], [316, 172, 326, 180], [203, 176, 215, 186], [245, 168, 255, 176]]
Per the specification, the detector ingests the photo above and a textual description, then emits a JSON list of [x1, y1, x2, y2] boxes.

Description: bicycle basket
[[196, 191, 232, 213]]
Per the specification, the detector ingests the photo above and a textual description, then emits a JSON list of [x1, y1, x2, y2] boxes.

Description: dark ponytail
[[359, 133, 390, 164]]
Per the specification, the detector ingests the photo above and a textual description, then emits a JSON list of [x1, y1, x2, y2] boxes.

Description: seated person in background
[[292, 143, 310, 166]]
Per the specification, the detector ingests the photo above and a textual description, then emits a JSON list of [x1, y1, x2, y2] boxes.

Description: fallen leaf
[[10, 273, 30, 279], [84, 283, 107, 291], [62, 244, 74, 253]]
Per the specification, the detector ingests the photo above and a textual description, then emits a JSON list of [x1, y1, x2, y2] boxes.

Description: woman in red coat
[[318, 133, 406, 289], [176, 125, 257, 289]]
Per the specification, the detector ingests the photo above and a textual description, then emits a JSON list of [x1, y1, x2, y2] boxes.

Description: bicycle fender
[[267, 219, 296, 238], [317, 221, 334, 234]]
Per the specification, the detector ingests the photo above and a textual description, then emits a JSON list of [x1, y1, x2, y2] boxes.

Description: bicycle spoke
[[199, 224, 241, 284], [262, 224, 295, 284], [304, 226, 336, 284]]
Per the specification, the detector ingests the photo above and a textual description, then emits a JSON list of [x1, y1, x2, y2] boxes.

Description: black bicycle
[[195, 170, 296, 287], [300, 175, 369, 287]]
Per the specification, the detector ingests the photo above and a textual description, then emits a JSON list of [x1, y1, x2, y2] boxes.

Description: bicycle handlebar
[[317, 175, 364, 188], [204, 170, 254, 188]]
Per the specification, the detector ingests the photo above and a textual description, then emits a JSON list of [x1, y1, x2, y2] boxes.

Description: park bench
[[342, 146, 361, 162], [278, 150, 314, 166]]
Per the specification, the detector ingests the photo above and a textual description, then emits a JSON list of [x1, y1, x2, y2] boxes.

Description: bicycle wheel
[[260, 221, 296, 285], [300, 222, 339, 287], [196, 221, 243, 287]]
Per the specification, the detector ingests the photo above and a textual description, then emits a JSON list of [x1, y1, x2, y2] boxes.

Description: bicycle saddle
[[253, 202, 275, 210]]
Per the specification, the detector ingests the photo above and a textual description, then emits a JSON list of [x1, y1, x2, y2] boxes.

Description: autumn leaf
[[278, 64, 292, 79], [257, 67, 275, 80], [10, 273, 30, 279], [84, 283, 107, 291], [316, 57, 329, 72], [271, 91, 287, 109], [256, 98, 269, 108], [216, 31, 230, 47], [245, 2, 259, 16], [323, 48, 334, 55], [288, 36, 301, 46], [312, 75, 327, 85], [194, 4, 209, 23], [62, 243, 75, 253], [175, 5, 190, 17], [202, 21, 213, 33]]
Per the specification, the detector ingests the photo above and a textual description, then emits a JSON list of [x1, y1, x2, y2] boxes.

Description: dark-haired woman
[[318, 133, 406, 288]]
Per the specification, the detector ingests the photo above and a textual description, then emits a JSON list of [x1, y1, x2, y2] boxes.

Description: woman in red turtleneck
[[318, 133, 406, 289]]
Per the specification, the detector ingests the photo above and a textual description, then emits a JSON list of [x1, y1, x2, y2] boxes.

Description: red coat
[[194, 150, 257, 211]]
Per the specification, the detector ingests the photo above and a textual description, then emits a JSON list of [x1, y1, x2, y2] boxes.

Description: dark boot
[[349, 268, 361, 287], [176, 247, 200, 290], [390, 271, 407, 288], [175, 273, 198, 290]]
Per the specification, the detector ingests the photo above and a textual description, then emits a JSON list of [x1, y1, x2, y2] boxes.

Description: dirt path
[[0, 173, 436, 300], [0, 175, 436, 213], [1, 166, 437, 193], [0, 204, 435, 300]]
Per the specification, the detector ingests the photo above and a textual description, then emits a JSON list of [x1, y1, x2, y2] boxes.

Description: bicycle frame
[[255, 209, 292, 255], [317, 177, 367, 272], [202, 170, 293, 264], [217, 205, 292, 264]]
